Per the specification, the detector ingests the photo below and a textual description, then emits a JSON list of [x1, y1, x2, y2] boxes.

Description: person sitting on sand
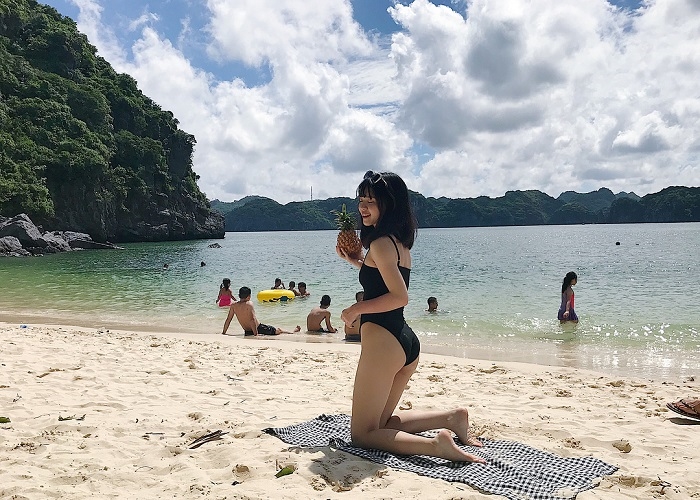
[[288, 281, 300, 296], [297, 282, 310, 297], [222, 286, 301, 336], [216, 278, 237, 307], [307, 295, 337, 333], [344, 291, 364, 342], [426, 296, 438, 312], [273, 278, 285, 289], [667, 398, 700, 420]]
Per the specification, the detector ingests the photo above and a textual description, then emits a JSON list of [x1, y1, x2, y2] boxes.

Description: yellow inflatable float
[[257, 289, 295, 303]]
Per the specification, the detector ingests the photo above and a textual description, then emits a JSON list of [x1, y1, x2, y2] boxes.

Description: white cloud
[[205, 0, 371, 66], [67, 0, 700, 202], [70, 0, 126, 65], [611, 111, 674, 154], [390, 0, 700, 197], [128, 13, 159, 32]]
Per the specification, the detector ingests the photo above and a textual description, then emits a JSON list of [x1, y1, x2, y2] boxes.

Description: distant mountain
[[608, 186, 700, 223], [218, 186, 700, 231], [223, 197, 352, 231], [557, 188, 639, 213], [210, 196, 266, 215]]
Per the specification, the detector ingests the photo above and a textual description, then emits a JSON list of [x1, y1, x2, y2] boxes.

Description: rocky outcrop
[[0, 236, 31, 256], [108, 204, 225, 243], [0, 214, 121, 256]]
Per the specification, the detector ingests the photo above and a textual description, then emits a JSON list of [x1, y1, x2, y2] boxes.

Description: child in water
[[558, 271, 578, 323], [216, 278, 237, 307], [426, 296, 438, 312]]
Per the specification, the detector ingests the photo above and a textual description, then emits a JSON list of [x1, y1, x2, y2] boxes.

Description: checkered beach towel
[[264, 414, 618, 500]]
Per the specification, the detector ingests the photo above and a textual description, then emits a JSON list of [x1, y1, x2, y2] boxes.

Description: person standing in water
[[558, 271, 578, 323], [336, 170, 485, 464], [216, 278, 236, 307]]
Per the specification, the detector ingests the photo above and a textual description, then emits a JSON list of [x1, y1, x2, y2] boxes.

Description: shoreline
[[1, 321, 698, 499], [1, 312, 697, 382]]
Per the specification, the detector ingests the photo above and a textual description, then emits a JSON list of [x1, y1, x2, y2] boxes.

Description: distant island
[[212, 186, 700, 232], [0, 0, 223, 242]]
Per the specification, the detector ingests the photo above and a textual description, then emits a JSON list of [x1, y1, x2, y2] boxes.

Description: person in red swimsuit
[[216, 278, 236, 307]]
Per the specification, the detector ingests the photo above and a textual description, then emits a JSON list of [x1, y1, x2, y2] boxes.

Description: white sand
[[1, 322, 697, 499]]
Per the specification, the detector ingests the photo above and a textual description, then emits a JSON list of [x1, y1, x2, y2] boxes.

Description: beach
[[1, 321, 697, 499]]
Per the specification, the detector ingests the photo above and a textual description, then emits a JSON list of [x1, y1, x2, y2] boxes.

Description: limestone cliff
[[0, 0, 224, 242]]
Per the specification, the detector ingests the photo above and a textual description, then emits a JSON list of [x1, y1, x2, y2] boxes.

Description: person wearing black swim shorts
[[222, 286, 301, 336], [336, 171, 485, 463], [244, 323, 280, 336]]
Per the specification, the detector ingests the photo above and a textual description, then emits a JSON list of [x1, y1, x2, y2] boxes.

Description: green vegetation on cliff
[[0, 0, 223, 241]]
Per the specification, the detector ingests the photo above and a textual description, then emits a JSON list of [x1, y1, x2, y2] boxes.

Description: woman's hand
[[336, 245, 364, 268], [341, 304, 360, 327]]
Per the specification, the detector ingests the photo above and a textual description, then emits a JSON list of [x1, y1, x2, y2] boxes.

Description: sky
[[38, 0, 700, 203]]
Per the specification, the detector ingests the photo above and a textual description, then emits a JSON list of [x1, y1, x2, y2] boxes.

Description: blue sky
[[42, 0, 644, 87], [38, 0, 698, 203]]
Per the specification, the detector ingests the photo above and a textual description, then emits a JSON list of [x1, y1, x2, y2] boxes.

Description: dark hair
[[238, 286, 252, 299], [221, 278, 231, 290], [357, 171, 417, 249], [320, 294, 331, 306], [355, 291, 364, 301], [298, 282, 306, 288], [274, 278, 282, 285], [289, 281, 296, 288], [427, 296, 437, 305], [561, 272, 577, 293]]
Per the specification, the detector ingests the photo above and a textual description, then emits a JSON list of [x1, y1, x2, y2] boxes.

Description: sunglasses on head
[[363, 170, 387, 187]]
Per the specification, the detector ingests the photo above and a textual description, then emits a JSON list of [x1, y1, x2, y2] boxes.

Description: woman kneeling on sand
[[336, 171, 485, 463]]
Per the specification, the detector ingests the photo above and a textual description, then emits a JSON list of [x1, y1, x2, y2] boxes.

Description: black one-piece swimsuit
[[359, 237, 420, 366]]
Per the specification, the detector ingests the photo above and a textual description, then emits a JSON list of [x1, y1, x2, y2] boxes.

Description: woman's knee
[[350, 425, 372, 448]]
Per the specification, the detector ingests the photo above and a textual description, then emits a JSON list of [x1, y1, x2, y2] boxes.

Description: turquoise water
[[1, 223, 698, 379]]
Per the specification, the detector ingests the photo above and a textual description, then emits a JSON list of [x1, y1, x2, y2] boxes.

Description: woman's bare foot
[[434, 429, 486, 463], [446, 408, 482, 447]]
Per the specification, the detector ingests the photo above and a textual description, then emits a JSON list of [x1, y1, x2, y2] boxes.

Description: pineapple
[[332, 204, 362, 259]]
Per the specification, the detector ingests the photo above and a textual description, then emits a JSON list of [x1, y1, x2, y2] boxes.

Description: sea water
[[1, 223, 698, 380]]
